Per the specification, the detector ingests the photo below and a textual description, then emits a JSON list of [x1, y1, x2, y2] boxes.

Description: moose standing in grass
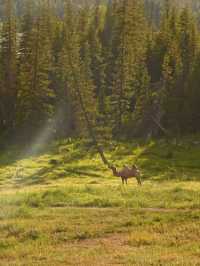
[[109, 164, 142, 185]]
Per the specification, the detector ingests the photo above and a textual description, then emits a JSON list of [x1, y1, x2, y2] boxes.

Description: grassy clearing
[[0, 207, 200, 265], [0, 137, 200, 265]]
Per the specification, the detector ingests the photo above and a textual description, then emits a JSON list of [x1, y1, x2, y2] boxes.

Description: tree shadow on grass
[[13, 163, 104, 188], [139, 140, 200, 183], [151, 170, 200, 183], [13, 166, 57, 187]]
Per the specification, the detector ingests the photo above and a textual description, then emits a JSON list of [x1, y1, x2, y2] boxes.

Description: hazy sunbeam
[[23, 106, 65, 157]]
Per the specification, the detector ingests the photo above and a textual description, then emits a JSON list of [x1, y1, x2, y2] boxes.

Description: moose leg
[[136, 176, 142, 186], [121, 177, 125, 185], [125, 178, 128, 185]]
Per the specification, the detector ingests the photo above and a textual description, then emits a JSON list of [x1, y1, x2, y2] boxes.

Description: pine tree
[[109, 0, 148, 136], [161, 6, 183, 132], [56, 1, 97, 137], [161, 6, 199, 133], [74, 3, 97, 136], [178, 7, 199, 132], [16, 1, 34, 135], [50, 20, 72, 138], [88, 1, 105, 113], [189, 50, 200, 132], [0, 0, 17, 136], [16, 1, 55, 139]]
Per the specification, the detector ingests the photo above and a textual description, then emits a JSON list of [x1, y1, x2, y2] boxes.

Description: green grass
[[0, 136, 200, 265]]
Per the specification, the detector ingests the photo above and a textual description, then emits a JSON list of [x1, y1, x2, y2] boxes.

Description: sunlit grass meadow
[[0, 137, 200, 265]]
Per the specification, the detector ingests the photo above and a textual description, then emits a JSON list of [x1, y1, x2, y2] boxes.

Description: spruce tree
[[16, 1, 55, 139], [88, 1, 105, 114], [0, 0, 17, 136], [109, 0, 148, 136]]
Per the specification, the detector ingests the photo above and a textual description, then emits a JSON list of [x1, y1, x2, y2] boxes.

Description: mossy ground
[[0, 137, 200, 265]]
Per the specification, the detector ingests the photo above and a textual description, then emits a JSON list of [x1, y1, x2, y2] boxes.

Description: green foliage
[[16, 2, 55, 139], [0, 0, 200, 142], [0, 0, 17, 135]]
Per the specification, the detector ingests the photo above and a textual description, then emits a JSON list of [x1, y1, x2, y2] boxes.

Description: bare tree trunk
[[75, 82, 110, 167], [68, 52, 110, 168], [151, 115, 170, 137]]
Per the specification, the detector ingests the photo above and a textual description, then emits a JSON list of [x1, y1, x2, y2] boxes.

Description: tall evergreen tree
[[0, 0, 17, 136], [16, 1, 55, 139], [109, 0, 148, 136], [88, 1, 105, 113]]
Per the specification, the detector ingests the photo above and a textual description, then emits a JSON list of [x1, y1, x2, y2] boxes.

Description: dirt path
[[51, 206, 199, 213]]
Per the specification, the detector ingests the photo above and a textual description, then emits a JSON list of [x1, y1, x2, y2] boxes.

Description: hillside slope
[[0, 137, 200, 265]]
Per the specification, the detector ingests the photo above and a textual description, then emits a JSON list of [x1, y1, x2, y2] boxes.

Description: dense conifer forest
[[0, 0, 200, 144]]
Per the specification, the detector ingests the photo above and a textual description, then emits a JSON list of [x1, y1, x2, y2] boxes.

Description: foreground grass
[[0, 207, 200, 265], [0, 137, 200, 265]]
